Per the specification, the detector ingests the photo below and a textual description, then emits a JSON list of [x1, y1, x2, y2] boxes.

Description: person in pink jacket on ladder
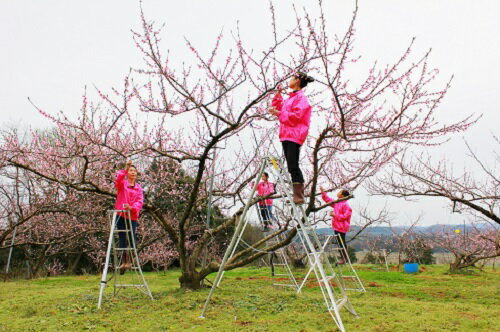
[[320, 186, 352, 264], [251, 172, 276, 231], [268, 72, 315, 204], [115, 160, 144, 274]]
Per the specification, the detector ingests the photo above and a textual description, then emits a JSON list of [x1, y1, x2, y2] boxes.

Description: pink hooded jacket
[[115, 170, 144, 221], [322, 192, 352, 233], [272, 90, 312, 146], [256, 181, 275, 206]]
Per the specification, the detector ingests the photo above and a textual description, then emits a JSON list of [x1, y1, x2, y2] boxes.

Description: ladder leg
[[297, 235, 331, 293], [297, 260, 315, 293], [112, 218, 120, 297], [269, 157, 350, 331], [200, 162, 266, 318], [98, 211, 118, 309], [127, 211, 154, 299]]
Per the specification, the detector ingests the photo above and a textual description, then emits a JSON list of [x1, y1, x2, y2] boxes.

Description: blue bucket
[[404, 263, 419, 273]]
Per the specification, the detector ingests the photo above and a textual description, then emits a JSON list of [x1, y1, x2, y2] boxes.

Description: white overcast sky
[[1, 0, 498, 226]]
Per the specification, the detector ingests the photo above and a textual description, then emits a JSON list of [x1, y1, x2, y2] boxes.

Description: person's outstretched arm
[[320, 186, 333, 204], [115, 160, 132, 191], [271, 91, 284, 112]]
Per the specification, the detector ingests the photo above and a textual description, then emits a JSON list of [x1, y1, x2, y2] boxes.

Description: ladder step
[[114, 248, 137, 251], [318, 276, 335, 283], [334, 297, 348, 309], [273, 284, 297, 287]]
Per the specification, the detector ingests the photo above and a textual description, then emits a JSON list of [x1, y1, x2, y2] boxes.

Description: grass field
[[0, 265, 499, 331]]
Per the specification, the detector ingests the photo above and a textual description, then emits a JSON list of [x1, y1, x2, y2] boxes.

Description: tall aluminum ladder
[[297, 234, 365, 293], [200, 156, 358, 332], [369, 249, 390, 272], [268, 232, 299, 290], [97, 210, 153, 309], [255, 200, 298, 289]]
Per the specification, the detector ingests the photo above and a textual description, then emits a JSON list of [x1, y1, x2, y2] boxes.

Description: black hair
[[263, 172, 269, 177], [295, 72, 315, 88], [129, 165, 139, 176], [341, 189, 350, 197]]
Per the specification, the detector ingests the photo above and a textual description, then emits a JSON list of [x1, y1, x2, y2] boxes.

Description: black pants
[[116, 216, 137, 249], [282, 141, 304, 183], [259, 205, 275, 225], [335, 230, 348, 260]]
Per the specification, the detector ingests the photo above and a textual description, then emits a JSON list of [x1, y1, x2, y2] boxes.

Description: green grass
[[0, 265, 499, 331]]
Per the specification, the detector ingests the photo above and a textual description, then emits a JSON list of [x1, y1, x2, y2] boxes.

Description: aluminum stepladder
[[255, 200, 298, 289], [268, 231, 299, 290], [200, 156, 358, 332], [370, 249, 390, 272], [97, 210, 153, 309], [380, 249, 390, 272], [297, 234, 365, 293]]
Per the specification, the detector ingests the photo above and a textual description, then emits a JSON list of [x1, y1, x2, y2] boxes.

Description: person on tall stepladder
[[268, 72, 315, 204], [115, 160, 144, 274], [320, 186, 352, 264], [251, 172, 277, 231]]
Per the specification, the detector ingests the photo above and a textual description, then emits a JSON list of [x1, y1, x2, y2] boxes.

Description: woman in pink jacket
[[320, 186, 352, 264], [251, 172, 276, 231], [115, 160, 144, 273], [269, 72, 314, 204]]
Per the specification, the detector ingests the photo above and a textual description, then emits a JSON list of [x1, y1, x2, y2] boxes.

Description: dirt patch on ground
[[234, 321, 252, 326], [420, 287, 447, 298], [460, 312, 479, 320], [304, 281, 338, 289], [235, 276, 294, 282], [388, 292, 406, 298], [415, 276, 433, 280], [247, 276, 268, 280], [367, 282, 382, 287]]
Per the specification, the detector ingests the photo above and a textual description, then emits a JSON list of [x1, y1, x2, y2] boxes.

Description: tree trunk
[[178, 271, 204, 290], [67, 252, 83, 275], [449, 254, 476, 272]]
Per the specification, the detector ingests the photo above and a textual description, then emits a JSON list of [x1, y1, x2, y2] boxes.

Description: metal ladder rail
[[200, 156, 356, 331], [297, 235, 334, 292], [268, 159, 353, 304], [200, 162, 267, 317], [267, 157, 353, 331], [331, 234, 366, 293], [97, 210, 153, 309], [268, 159, 344, 278], [269, 232, 299, 289], [112, 214, 151, 294]]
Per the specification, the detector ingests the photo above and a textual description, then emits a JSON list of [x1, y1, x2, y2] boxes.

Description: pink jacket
[[256, 181, 275, 206], [115, 170, 144, 221], [322, 192, 352, 233], [272, 90, 312, 145]]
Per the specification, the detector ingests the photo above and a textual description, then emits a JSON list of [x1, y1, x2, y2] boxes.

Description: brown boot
[[292, 183, 305, 204]]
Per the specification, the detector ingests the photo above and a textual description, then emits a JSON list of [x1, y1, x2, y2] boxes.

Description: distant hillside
[[313, 223, 493, 251], [315, 223, 490, 238]]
